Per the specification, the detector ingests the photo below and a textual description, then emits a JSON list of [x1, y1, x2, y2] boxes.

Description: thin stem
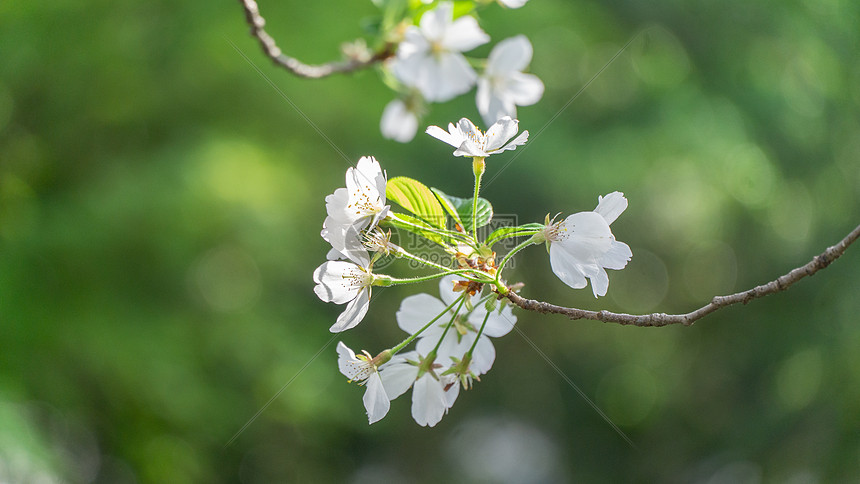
[[433, 297, 468, 354], [471, 157, 485, 241], [466, 306, 493, 356], [386, 213, 470, 245], [503, 223, 860, 327], [390, 294, 466, 355], [495, 238, 537, 282], [382, 268, 494, 286]]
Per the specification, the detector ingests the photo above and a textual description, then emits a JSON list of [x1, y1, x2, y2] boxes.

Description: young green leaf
[[386, 177, 447, 228]]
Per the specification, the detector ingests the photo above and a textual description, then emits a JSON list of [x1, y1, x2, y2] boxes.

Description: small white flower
[[391, 2, 490, 102], [378, 351, 460, 427], [476, 36, 544, 126], [336, 342, 389, 424], [322, 156, 389, 260], [426, 116, 528, 158], [542, 191, 633, 297], [381, 99, 420, 143], [396, 276, 515, 376], [313, 249, 374, 332]]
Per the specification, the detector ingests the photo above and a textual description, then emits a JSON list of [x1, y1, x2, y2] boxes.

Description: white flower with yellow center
[[426, 116, 528, 158], [392, 2, 490, 102], [322, 156, 389, 261], [313, 248, 374, 332], [542, 191, 632, 297], [476, 35, 544, 126], [336, 342, 390, 424]]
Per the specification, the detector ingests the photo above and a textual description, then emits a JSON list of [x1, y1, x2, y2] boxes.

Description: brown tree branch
[[238, 0, 396, 79], [503, 223, 860, 327]]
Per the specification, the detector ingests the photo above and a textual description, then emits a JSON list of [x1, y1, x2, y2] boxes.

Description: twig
[[503, 223, 860, 327], [238, 0, 395, 79]]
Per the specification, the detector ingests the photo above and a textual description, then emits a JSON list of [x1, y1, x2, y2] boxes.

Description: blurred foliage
[[2, 0, 860, 482]]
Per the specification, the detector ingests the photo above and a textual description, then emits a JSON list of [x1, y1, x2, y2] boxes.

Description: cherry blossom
[[396, 276, 515, 376], [426, 116, 528, 158], [336, 342, 389, 424], [541, 191, 632, 297], [313, 248, 374, 332], [391, 2, 490, 102], [476, 35, 544, 126]]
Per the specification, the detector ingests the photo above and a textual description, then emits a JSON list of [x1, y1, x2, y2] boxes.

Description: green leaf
[[430, 188, 463, 227], [435, 192, 493, 229], [486, 223, 545, 246], [381, 212, 451, 247], [386, 177, 447, 228]]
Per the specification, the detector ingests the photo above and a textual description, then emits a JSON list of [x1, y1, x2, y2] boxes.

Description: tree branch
[[503, 223, 860, 327], [238, 0, 395, 79]]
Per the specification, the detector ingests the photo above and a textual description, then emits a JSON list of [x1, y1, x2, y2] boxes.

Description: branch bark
[[503, 223, 860, 327], [238, 0, 395, 79]]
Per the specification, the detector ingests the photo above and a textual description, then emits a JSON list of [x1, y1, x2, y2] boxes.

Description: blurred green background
[[2, 0, 860, 482]]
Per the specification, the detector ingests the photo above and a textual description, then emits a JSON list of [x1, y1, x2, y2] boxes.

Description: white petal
[[421, 53, 477, 102], [313, 261, 362, 304], [505, 72, 544, 106], [492, 130, 529, 154], [418, 2, 451, 42], [476, 79, 516, 127], [336, 342, 360, 379], [381, 101, 418, 144], [441, 15, 490, 52], [594, 191, 628, 225], [549, 244, 588, 289], [470, 336, 496, 375], [426, 124, 463, 148], [600, 240, 632, 270], [443, 374, 460, 408], [453, 139, 488, 158], [486, 35, 533, 75], [470, 304, 516, 338], [325, 188, 351, 223], [558, 212, 613, 255], [484, 117, 519, 152], [329, 288, 370, 332], [363, 373, 390, 424], [396, 293, 448, 334], [380, 357, 419, 400], [392, 47, 427, 86], [412, 373, 448, 427], [590, 267, 610, 298], [438, 275, 461, 307]]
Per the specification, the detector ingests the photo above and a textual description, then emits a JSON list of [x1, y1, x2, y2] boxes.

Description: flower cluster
[[314, 118, 631, 426], [380, 2, 543, 142]]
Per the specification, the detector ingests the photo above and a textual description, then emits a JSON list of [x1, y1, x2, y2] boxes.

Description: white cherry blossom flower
[[542, 191, 632, 297], [378, 351, 460, 427], [380, 99, 420, 143], [337, 342, 389, 424], [321, 156, 389, 260], [426, 116, 528, 158], [476, 35, 544, 126], [313, 248, 374, 332], [392, 2, 490, 102], [396, 276, 515, 376]]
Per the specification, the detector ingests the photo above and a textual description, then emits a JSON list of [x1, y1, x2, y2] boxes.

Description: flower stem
[[471, 157, 486, 241], [389, 293, 466, 355], [494, 237, 537, 283], [377, 268, 494, 286], [432, 296, 468, 355], [465, 308, 492, 357]]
